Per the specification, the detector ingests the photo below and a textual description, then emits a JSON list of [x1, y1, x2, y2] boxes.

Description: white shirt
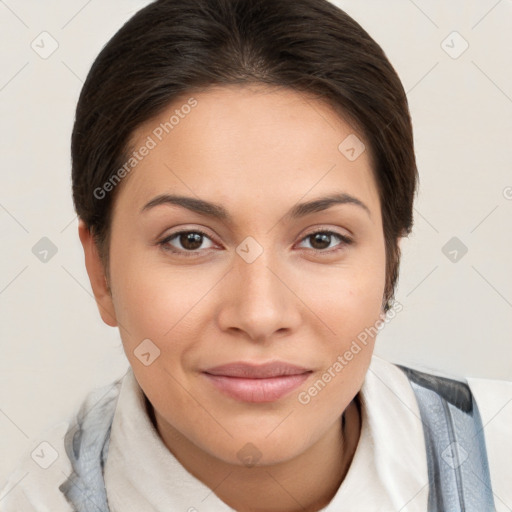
[[1, 355, 511, 511]]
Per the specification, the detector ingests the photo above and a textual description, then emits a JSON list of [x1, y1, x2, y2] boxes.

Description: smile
[[202, 372, 312, 403]]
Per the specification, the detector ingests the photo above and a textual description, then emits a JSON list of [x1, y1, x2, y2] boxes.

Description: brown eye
[[309, 232, 333, 250], [299, 230, 353, 253], [178, 232, 204, 250], [159, 229, 215, 257]]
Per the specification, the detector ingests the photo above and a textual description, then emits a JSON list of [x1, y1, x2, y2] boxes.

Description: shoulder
[[466, 374, 512, 511], [466, 373, 512, 422], [374, 356, 512, 511], [0, 420, 75, 511], [379, 355, 512, 439], [0, 373, 125, 512]]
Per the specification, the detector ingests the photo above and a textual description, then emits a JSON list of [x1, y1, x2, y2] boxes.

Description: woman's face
[[86, 84, 386, 467]]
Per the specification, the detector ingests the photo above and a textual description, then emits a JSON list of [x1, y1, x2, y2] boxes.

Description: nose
[[216, 247, 301, 343]]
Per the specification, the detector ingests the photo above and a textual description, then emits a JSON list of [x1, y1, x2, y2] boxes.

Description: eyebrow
[[140, 192, 371, 221]]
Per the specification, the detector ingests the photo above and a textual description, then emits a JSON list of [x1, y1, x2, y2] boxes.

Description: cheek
[[109, 250, 219, 359], [301, 273, 384, 413], [305, 254, 386, 335], [306, 243, 386, 377], [112, 270, 183, 335]]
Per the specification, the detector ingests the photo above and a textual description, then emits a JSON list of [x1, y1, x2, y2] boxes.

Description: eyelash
[[157, 228, 353, 258]]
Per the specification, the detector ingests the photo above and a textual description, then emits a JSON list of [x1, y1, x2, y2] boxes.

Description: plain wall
[[1, 0, 511, 483]]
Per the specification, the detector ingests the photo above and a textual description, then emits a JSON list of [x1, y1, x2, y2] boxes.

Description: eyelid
[[299, 225, 352, 240]]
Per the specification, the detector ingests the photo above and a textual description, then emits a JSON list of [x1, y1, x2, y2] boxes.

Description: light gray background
[[1, 0, 511, 483]]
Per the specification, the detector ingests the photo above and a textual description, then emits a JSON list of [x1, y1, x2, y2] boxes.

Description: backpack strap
[[59, 377, 121, 512], [396, 364, 496, 511]]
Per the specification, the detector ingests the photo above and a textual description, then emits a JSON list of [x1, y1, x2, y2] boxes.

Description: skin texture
[[79, 84, 387, 512]]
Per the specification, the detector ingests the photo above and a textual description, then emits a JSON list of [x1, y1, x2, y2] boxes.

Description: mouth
[[202, 361, 313, 403]]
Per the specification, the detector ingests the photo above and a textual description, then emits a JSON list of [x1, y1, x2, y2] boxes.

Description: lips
[[202, 361, 312, 402], [203, 361, 311, 378]]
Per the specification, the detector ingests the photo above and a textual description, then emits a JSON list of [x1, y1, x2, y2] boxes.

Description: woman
[[1, 0, 510, 510]]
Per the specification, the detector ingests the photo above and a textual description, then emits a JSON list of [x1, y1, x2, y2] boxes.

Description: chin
[[235, 436, 307, 468]]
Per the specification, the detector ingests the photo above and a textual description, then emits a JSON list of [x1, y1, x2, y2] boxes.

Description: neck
[[148, 395, 361, 512]]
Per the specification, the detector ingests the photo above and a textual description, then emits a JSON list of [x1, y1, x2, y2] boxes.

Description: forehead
[[114, 84, 379, 220]]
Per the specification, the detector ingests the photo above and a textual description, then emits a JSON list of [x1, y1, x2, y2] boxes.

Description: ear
[[78, 218, 118, 327]]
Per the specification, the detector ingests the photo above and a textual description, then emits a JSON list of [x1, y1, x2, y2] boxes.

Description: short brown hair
[[71, 0, 418, 312]]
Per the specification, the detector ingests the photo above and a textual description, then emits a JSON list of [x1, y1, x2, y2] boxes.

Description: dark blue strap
[[397, 364, 496, 512]]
